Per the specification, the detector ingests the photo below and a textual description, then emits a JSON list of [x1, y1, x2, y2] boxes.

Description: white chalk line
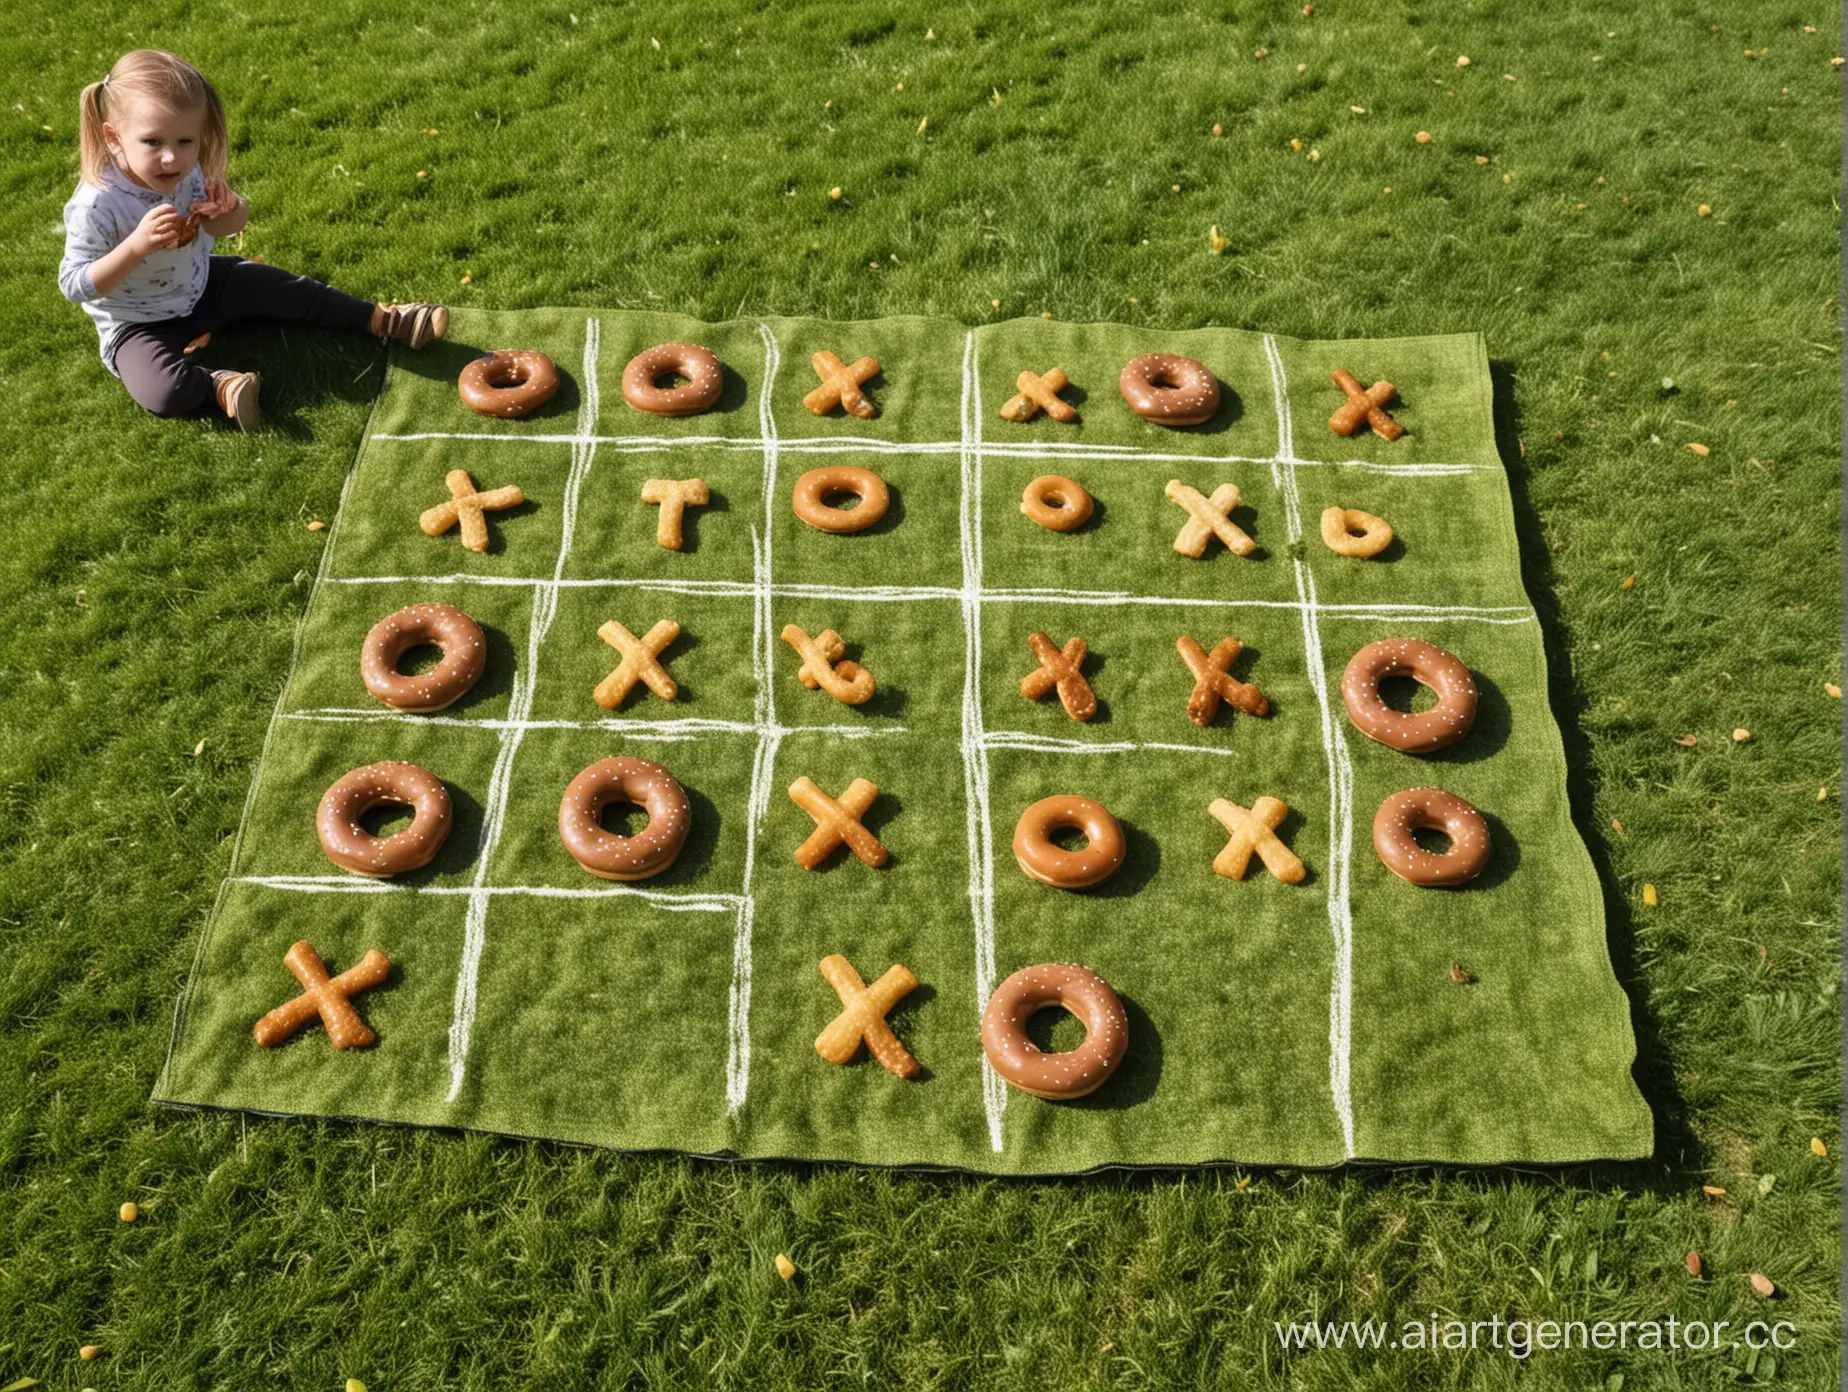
[[278, 708, 912, 739], [232, 875, 741, 910], [725, 322, 785, 1115], [1263, 333, 1356, 1160], [444, 316, 600, 1105], [982, 732, 1244, 759], [369, 428, 1494, 477]]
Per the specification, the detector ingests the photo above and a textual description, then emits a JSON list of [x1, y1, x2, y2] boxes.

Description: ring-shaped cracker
[[1012, 795, 1126, 889], [1020, 475, 1094, 532], [360, 603, 487, 712], [792, 465, 890, 534], [1342, 638, 1478, 754], [457, 350, 560, 419], [317, 761, 453, 878], [981, 963, 1129, 1099], [1119, 353, 1221, 427], [622, 342, 724, 417], [559, 757, 693, 881], [1372, 787, 1491, 887], [1320, 506, 1394, 558]]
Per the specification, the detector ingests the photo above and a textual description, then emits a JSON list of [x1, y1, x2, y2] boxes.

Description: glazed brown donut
[[458, 350, 561, 419], [622, 342, 724, 416], [1013, 795, 1126, 889], [558, 757, 692, 881], [791, 465, 889, 533], [360, 603, 487, 712], [1020, 475, 1094, 532], [1342, 638, 1478, 754], [316, 761, 453, 878], [981, 963, 1129, 1099], [1372, 787, 1491, 887], [1119, 353, 1221, 427]]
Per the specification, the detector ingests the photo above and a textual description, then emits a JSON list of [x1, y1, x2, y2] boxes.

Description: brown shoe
[[212, 370, 262, 433], [375, 303, 449, 350]]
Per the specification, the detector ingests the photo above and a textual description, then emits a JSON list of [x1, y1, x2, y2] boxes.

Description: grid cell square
[[283, 578, 533, 725], [162, 881, 469, 1124], [767, 316, 968, 446], [325, 435, 576, 581], [483, 725, 757, 895], [560, 445, 759, 587], [594, 312, 774, 443], [367, 307, 591, 438], [526, 585, 758, 729], [769, 596, 962, 735], [234, 719, 504, 887], [1269, 333, 1500, 468], [770, 449, 963, 592]]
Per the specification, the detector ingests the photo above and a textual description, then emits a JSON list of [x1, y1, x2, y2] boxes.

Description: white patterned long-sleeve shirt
[[59, 163, 214, 377]]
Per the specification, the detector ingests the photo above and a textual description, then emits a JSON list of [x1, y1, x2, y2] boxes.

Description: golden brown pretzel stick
[[1000, 367, 1078, 423], [639, 478, 710, 551], [594, 619, 680, 708], [419, 469, 525, 552], [1020, 632, 1097, 721], [1208, 796, 1306, 884], [1329, 370, 1405, 440], [803, 350, 881, 418], [788, 775, 887, 868], [781, 623, 876, 704], [815, 954, 920, 1078], [1166, 480, 1256, 558], [1177, 636, 1270, 725], [253, 941, 392, 1048]]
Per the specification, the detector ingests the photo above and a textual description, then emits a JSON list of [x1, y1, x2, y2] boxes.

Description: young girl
[[60, 49, 448, 432]]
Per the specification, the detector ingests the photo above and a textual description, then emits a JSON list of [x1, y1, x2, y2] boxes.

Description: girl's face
[[103, 99, 204, 194]]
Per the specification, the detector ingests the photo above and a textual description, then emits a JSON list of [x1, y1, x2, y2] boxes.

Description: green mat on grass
[[152, 308, 1652, 1172]]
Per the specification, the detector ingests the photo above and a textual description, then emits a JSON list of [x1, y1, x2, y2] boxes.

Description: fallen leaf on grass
[[1415, 130, 1433, 143], [1611, 817, 1623, 833], [1686, 1251, 1702, 1276], [460, 273, 472, 285], [917, 116, 928, 134], [1475, 155, 1491, 165], [1209, 225, 1229, 253], [1749, 1273, 1777, 1297], [1449, 962, 1473, 984], [1811, 1137, 1828, 1157], [1819, 786, 1829, 802], [1825, 682, 1840, 698], [1620, 573, 1635, 590], [191, 739, 206, 757], [1456, 55, 1471, 66], [306, 520, 325, 531], [1350, 105, 1367, 114], [775, 1253, 797, 1280], [1211, 123, 1223, 136], [1686, 442, 1710, 455], [1642, 883, 1658, 906], [1674, 735, 1698, 747], [1732, 728, 1750, 742], [1701, 1184, 1727, 1197]]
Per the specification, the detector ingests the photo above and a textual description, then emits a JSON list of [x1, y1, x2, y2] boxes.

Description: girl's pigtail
[[78, 80, 113, 186]]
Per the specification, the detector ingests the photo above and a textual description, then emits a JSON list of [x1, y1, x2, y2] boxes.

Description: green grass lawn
[[1, 0, 1840, 1386]]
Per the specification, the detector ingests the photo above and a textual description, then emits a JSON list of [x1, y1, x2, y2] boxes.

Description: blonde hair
[[78, 50, 227, 187]]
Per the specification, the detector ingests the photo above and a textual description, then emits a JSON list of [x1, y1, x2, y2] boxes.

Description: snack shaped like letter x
[[1208, 796, 1305, 884], [781, 624, 876, 704], [815, 954, 920, 1079]]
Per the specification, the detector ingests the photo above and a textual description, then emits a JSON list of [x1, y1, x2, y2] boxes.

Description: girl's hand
[[128, 204, 184, 257], [191, 178, 243, 220]]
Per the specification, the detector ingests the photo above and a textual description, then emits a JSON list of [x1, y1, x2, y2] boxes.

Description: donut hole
[[358, 801, 417, 839], [649, 368, 694, 391], [1048, 824, 1091, 853], [819, 487, 864, 512], [394, 642, 447, 677], [1412, 826, 1454, 856], [1378, 675, 1439, 715], [1025, 1003, 1089, 1054], [597, 799, 652, 838]]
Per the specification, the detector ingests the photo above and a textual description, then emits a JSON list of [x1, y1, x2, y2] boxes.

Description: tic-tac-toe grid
[[153, 309, 1652, 1172]]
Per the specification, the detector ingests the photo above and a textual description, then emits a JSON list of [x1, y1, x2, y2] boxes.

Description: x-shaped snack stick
[[1000, 367, 1079, 423], [639, 477, 710, 551], [420, 469, 525, 552], [802, 350, 881, 418], [1020, 632, 1097, 722], [253, 940, 392, 1049], [781, 624, 876, 704], [789, 775, 888, 868], [1177, 636, 1270, 725], [1329, 370, 1405, 440], [1165, 480, 1257, 558], [1208, 796, 1306, 884], [594, 618, 680, 709], [815, 953, 920, 1079]]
